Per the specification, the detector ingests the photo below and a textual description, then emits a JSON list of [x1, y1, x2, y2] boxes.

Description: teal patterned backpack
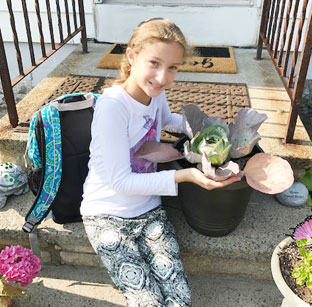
[[23, 93, 100, 256]]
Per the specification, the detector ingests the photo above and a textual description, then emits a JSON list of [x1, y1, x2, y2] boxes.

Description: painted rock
[[0, 162, 28, 209], [275, 181, 309, 207]]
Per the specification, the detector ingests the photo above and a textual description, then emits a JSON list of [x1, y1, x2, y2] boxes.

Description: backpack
[[23, 92, 100, 256]]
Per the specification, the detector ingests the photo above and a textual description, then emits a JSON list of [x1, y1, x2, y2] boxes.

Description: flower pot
[[166, 135, 264, 237], [271, 237, 310, 307], [178, 178, 253, 237], [159, 159, 253, 236], [165, 159, 253, 237]]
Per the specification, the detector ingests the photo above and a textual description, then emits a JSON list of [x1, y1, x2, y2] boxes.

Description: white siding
[[93, 3, 262, 46], [0, 0, 95, 43], [1, 0, 310, 49]]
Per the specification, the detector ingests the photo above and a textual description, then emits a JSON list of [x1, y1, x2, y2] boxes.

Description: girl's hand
[[175, 168, 241, 190]]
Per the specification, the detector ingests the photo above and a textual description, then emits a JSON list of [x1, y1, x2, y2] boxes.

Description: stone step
[[0, 186, 310, 281], [12, 264, 283, 307]]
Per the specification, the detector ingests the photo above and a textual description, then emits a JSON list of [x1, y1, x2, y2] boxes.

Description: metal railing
[[257, 0, 312, 143], [0, 0, 87, 128]]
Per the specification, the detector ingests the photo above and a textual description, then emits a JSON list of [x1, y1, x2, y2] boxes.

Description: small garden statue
[[0, 162, 28, 209]]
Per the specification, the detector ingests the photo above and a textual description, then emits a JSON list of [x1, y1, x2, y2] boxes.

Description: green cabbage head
[[190, 125, 232, 166]]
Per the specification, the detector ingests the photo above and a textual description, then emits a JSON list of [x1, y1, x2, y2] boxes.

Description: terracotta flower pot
[[271, 237, 310, 307]]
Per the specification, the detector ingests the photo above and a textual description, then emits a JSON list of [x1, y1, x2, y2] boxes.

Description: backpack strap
[[23, 104, 62, 233], [24, 110, 41, 170], [29, 224, 41, 258], [50, 92, 95, 111]]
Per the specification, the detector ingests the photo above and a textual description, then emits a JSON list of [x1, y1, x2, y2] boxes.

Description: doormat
[[96, 43, 237, 74], [16, 75, 250, 142]]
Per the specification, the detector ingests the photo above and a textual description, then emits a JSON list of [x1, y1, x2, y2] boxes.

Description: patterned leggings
[[83, 206, 191, 307]]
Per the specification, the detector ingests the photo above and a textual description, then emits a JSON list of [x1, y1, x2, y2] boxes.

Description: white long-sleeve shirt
[[80, 85, 184, 218]]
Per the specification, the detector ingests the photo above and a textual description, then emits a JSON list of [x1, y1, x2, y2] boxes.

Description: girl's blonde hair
[[113, 18, 191, 85]]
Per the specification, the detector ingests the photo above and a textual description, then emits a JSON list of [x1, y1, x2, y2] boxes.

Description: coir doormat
[[16, 75, 250, 142], [96, 43, 237, 74]]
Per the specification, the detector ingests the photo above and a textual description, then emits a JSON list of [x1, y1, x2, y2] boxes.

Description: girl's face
[[123, 40, 184, 105]]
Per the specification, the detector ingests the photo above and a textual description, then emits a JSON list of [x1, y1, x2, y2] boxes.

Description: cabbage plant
[[134, 104, 294, 194], [190, 123, 232, 166], [182, 104, 266, 164]]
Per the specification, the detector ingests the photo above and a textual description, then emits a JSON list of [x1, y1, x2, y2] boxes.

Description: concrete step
[[0, 187, 310, 281], [12, 264, 283, 307]]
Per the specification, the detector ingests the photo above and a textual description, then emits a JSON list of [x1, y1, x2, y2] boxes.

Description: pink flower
[[0, 245, 41, 287]]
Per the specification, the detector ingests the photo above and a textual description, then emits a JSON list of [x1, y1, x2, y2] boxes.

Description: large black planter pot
[[178, 177, 253, 237], [168, 134, 261, 237]]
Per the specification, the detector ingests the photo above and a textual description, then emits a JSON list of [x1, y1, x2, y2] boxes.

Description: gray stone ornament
[[0, 162, 29, 209], [275, 181, 309, 207]]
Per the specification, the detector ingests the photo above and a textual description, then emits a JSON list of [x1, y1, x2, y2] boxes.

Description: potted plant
[[271, 217, 312, 306], [135, 104, 294, 236], [0, 245, 41, 306]]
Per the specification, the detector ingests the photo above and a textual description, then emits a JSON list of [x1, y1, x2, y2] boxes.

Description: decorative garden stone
[[275, 182, 309, 207], [0, 162, 28, 209]]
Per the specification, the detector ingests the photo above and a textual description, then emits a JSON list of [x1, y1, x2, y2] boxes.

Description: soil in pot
[[279, 241, 312, 305]]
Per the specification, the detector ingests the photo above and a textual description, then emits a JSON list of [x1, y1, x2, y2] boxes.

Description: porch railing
[[257, 0, 312, 143], [0, 0, 87, 128]]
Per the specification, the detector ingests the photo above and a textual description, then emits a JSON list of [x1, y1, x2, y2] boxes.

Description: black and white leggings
[[83, 206, 191, 307]]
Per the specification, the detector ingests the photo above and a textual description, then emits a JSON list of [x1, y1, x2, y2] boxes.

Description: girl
[[81, 18, 240, 307]]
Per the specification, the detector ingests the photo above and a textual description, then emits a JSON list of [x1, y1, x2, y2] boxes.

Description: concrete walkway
[[12, 265, 282, 307]]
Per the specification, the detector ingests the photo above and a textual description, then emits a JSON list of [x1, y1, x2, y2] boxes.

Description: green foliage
[[300, 168, 312, 192], [292, 239, 312, 288], [190, 126, 232, 166], [300, 168, 312, 210], [308, 194, 312, 210], [296, 238, 312, 247]]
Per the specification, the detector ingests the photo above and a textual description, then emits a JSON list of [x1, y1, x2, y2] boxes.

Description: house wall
[[0, 1, 263, 46], [0, 0, 93, 99], [1, 0, 312, 82], [1, 0, 311, 47], [93, 2, 263, 46], [0, 0, 95, 43]]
